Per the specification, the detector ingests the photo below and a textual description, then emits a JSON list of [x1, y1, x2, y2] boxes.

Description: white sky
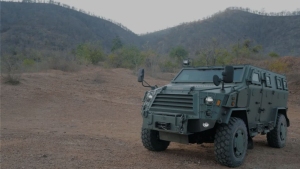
[[57, 0, 300, 34]]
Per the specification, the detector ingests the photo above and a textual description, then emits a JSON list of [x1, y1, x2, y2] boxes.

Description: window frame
[[276, 76, 283, 89], [251, 70, 261, 85], [264, 73, 272, 88], [282, 79, 288, 90]]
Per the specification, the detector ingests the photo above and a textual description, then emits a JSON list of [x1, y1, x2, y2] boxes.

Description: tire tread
[[141, 128, 169, 151], [267, 114, 287, 148], [214, 117, 248, 168]]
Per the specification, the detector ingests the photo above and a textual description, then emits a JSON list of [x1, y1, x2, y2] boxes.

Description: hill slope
[[1, 3, 299, 57], [141, 9, 300, 56], [1, 2, 143, 54]]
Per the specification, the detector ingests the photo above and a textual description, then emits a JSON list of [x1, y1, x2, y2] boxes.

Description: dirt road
[[1, 66, 300, 169]]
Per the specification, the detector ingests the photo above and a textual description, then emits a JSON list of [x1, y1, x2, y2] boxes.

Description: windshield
[[173, 68, 244, 83]]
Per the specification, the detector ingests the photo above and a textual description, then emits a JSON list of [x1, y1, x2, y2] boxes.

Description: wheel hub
[[234, 129, 245, 157], [280, 122, 286, 141]]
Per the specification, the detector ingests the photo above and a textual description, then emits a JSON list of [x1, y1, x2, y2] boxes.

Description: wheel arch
[[221, 108, 248, 124], [220, 108, 250, 136], [275, 107, 290, 127]]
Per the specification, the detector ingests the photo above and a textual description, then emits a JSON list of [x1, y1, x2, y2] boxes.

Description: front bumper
[[142, 112, 216, 135]]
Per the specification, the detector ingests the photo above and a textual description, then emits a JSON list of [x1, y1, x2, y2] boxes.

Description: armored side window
[[282, 80, 288, 90], [265, 76, 271, 87], [251, 72, 260, 85], [276, 77, 282, 89]]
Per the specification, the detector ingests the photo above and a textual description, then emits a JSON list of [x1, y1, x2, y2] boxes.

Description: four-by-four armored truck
[[138, 63, 289, 167]]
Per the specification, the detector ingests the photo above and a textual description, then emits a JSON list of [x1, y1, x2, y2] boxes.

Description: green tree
[[231, 39, 262, 58], [142, 50, 160, 76], [106, 46, 143, 71], [121, 46, 143, 71], [169, 46, 188, 66], [111, 36, 123, 52], [216, 49, 234, 65], [194, 38, 222, 66], [75, 42, 104, 65]]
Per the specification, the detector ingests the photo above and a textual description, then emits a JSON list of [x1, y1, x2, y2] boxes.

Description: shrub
[[75, 42, 104, 65], [268, 59, 288, 73], [23, 58, 35, 67], [105, 46, 143, 71], [159, 59, 178, 72], [46, 56, 79, 72], [1, 55, 22, 85], [269, 52, 280, 58], [106, 53, 123, 68]]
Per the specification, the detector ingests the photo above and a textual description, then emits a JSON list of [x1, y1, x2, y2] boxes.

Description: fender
[[220, 108, 248, 124], [274, 107, 290, 127]]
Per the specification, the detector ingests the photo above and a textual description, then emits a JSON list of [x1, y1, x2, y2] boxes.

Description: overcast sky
[[57, 0, 300, 34]]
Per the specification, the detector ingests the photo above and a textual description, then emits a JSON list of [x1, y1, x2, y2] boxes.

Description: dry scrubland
[[1, 57, 300, 169]]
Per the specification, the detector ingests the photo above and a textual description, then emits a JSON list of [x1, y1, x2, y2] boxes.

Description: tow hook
[[179, 114, 186, 134]]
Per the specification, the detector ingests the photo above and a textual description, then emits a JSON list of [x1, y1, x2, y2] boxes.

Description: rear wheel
[[141, 128, 170, 151], [214, 117, 248, 167], [267, 114, 287, 148]]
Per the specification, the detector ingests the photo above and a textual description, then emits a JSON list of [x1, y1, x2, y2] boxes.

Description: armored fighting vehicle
[[138, 62, 289, 167]]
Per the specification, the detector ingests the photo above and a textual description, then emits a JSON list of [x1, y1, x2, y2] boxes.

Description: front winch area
[[144, 114, 189, 134], [155, 122, 171, 130]]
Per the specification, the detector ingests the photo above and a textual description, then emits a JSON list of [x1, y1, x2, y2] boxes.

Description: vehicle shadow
[[160, 143, 217, 165]]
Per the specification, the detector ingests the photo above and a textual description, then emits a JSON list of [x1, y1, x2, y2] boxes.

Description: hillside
[[0, 2, 143, 54], [141, 9, 300, 56], [1, 2, 300, 57]]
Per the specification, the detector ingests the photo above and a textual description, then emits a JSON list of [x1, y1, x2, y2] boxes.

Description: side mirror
[[138, 68, 144, 82], [223, 66, 234, 83], [213, 75, 221, 86]]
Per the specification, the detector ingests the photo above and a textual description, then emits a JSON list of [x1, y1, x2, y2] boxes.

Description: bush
[[269, 52, 280, 58], [105, 46, 143, 71], [159, 59, 178, 72], [268, 59, 288, 73], [23, 58, 35, 67], [105, 53, 122, 68], [46, 56, 80, 72], [1, 55, 22, 85], [75, 42, 104, 65]]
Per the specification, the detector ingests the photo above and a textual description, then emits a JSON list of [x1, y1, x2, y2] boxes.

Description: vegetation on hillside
[[1, 1, 300, 85], [142, 8, 300, 56], [1, 1, 142, 56]]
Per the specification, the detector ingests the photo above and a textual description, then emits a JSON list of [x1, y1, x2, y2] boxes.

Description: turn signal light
[[231, 101, 235, 106], [216, 100, 221, 106]]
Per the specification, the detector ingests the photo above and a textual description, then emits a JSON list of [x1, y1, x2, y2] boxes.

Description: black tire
[[141, 128, 170, 151], [267, 114, 287, 148], [214, 117, 248, 168]]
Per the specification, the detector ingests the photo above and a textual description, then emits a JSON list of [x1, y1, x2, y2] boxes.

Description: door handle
[[255, 102, 260, 104]]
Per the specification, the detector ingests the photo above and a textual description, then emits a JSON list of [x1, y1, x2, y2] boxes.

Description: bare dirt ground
[[1, 66, 300, 169]]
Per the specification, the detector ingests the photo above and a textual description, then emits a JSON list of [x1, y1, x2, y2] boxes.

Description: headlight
[[205, 96, 214, 105], [145, 91, 154, 102]]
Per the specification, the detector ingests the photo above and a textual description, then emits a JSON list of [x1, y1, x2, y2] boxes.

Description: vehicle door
[[247, 69, 263, 129], [259, 72, 274, 125]]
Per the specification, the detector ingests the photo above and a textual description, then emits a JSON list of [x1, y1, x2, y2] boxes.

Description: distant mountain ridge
[[1, 1, 142, 54], [1, 2, 300, 56], [141, 9, 300, 56]]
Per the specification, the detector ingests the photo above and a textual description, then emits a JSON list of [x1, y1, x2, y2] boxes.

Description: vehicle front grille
[[149, 94, 194, 114]]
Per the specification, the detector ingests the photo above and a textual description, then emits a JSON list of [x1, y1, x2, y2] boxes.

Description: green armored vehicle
[[138, 62, 289, 167]]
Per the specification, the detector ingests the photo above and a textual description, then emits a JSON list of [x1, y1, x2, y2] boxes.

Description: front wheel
[[141, 128, 170, 151], [214, 117, 248, 168], [267, 114, 287, 148]]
